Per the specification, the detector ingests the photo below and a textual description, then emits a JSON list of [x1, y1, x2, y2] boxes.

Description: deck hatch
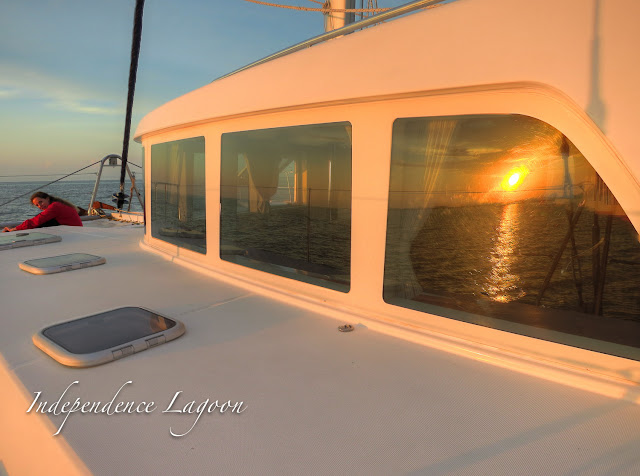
[[33, 307, 185, 367], [19, 253, 105, 274], [0, 232, 61, 250]]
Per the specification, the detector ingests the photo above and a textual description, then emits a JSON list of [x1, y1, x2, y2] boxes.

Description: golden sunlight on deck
[[0, 354, 90, 476]]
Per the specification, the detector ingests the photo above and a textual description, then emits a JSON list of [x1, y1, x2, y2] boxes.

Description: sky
[[0, 0, 408, 181]]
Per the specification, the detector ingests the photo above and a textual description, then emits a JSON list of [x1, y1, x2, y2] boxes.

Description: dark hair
[[30, 191, 77, 210]]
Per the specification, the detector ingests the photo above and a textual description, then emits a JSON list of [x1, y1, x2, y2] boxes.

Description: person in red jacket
[[2, 191, 83, 232]]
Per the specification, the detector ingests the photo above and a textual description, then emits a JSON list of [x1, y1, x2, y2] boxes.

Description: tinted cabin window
[[384, 115, 640, 360], [220, 122, 352, 291], [140, 146, 145, 216], [150, 137, 206, 253]]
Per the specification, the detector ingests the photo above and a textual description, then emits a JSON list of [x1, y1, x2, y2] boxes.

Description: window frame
[[382, 112, 640, 361], [149, 136, 207, 254], [219, 121, 354, 292], [139, 85, 640, 387]]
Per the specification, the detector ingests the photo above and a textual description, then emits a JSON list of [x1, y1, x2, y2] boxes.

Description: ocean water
[[0, 179, 143, 224], [403, 201, 640, 319]]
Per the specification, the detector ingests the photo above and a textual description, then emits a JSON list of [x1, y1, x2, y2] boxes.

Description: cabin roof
[[3, 224, 640, 474], [134, 0, 640, 188]]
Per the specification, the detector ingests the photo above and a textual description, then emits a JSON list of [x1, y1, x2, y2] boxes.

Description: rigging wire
[[0, 160, 103, 209], [0, 161, 142, 209], [242, 0, 390, 13], [0, 162, 142, 179], [0, 173, 97, 178]]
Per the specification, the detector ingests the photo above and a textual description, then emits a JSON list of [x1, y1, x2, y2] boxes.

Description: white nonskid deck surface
[[2, 225, 640, 475]]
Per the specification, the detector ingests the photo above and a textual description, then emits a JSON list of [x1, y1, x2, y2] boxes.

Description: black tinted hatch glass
[[42, 307, 177, 354]]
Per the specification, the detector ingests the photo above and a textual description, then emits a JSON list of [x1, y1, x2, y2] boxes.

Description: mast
[[324, 0, 356, 31]]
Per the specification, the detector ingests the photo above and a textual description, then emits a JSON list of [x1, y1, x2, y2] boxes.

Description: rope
[[242, 0, 391, 13], [118, 0, 145, 208]]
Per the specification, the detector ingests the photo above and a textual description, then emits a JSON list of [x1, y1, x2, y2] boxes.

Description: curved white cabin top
[[135, 0, 639, 197], [134, 0, 640, 390]]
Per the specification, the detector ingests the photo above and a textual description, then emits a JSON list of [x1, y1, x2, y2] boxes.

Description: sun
[[508, 173, 521, 187], [501, 166, 529, 191]]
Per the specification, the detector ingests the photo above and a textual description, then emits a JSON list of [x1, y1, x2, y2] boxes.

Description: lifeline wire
[[0, 161, 142, 210], [0, 160, 102, 209]]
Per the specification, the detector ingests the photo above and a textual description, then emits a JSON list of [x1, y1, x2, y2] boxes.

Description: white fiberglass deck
[[2, 224, 640, 475]]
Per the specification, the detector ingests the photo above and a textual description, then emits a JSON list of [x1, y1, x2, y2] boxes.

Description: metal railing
[[215, 0, 453, 82], [88, 154, 144, 215]]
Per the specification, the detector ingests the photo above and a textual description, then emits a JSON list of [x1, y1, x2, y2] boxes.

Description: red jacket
[[16, 201, 83, 230]]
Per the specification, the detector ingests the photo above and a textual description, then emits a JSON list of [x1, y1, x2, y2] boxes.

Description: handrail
[[88, 154, 144, 215], [214, 0, 453, 82]]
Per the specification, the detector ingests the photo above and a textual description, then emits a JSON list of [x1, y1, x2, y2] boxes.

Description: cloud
[[464, 147, 504, 155], [0, 88, 20, 98], [0, 64, 121, 115], [49, 101, 121, 116]]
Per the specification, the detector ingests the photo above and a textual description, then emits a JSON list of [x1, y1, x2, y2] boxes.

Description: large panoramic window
[[384, 115, 640, 360], [220, 122, 352, 291], [150, 137, 206, 253]]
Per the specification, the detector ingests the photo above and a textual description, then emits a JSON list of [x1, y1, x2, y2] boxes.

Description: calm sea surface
[[403, 202, 640, 319], [0, 179, 143, 224]]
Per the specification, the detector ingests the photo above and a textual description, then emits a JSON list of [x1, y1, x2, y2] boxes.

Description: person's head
[[30, 191, 77, 211], [31, 191, 52, 211]]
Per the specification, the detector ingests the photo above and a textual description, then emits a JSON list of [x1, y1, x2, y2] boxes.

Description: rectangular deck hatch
[[33, 307, 185, 367], [0, 232, 61, 250], [19, 253, 106, 275]]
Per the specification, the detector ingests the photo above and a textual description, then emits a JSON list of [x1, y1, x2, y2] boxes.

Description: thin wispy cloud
[[0, 64, 121, 115], [0, 88, 20, 98], [48, 101, 121, 116]]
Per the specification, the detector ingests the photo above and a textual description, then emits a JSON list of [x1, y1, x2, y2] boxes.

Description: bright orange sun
[[501, 166, 529, 191]]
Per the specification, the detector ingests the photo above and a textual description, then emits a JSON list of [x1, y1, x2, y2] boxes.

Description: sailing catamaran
[[3, 0, 640, 474]]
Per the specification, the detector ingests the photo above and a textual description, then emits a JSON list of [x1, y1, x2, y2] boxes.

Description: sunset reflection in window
[[384, 114, 640, 360]]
